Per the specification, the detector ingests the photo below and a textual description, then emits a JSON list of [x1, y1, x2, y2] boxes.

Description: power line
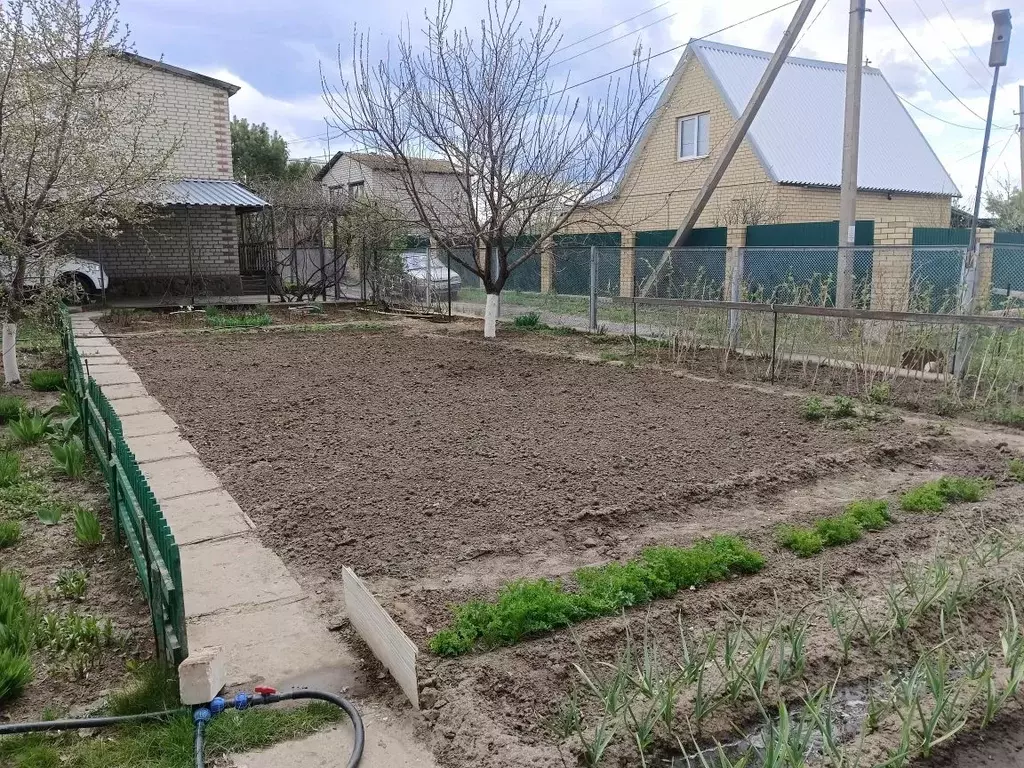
[[906, 0, 989, 94], [793, 0, 832, 50], [551, 11, 677, 68], [935, 0, 991, 73], [553, 1, 671, 54], [897, 94, 1003, 131], [875, 0, 1012, 130], [983, 129, 1018, 184]]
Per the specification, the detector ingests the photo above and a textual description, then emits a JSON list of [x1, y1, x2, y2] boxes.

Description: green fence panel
[[993, 232, 1024, 303], [911, 228, 968, 312], [634, 227, 727, 248], [61, 311, 187, 666]]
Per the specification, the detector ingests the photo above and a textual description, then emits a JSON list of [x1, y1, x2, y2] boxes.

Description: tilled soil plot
[[115, 325, 1022, 768]]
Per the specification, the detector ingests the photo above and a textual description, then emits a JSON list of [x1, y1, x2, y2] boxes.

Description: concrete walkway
[[70, 313, 435, 768]]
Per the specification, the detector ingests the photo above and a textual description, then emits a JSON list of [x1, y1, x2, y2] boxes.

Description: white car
[[12, 257, 109, 302], [401, 252, 462, 300]]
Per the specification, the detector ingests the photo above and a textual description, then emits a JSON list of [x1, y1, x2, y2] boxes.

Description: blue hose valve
[[233, 693, 249, 711], [193, 707, 212, 724], [210, 697, 226, 715]]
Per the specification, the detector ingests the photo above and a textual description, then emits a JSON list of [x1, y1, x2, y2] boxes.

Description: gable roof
[[316, 151, 459, 181], [119, 52, 240, 96], [619, 39, 958, 198]]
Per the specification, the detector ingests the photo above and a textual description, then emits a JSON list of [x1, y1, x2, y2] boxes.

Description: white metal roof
[[686, 40, 959, 196]]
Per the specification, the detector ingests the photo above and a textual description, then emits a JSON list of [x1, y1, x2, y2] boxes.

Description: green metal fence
[[61, 312, 187, 666]]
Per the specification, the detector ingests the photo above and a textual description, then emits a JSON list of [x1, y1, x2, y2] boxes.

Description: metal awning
[[151, 179, 270, 211]]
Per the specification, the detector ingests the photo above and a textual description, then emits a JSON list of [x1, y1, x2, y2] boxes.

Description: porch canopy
[[149, 179, 270, 212]]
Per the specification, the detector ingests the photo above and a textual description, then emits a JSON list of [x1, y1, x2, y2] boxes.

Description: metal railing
[[62, 311, 187, 666]]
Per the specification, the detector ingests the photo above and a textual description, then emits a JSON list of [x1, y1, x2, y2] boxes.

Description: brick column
[[620, 231, 635, 297], [871, 218, 913, 311], [540, 238, 554, 293], [975, 228, 996, 310], [725, 227, 746, 298]]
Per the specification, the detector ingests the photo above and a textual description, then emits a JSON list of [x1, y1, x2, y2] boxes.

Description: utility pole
[[837, 0, 867, 309], [954, 8, 1011, 378], [1018, 85, 1023, 189]]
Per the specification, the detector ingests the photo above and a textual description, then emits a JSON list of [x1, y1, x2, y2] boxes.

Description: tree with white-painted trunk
[[0, 0, 176, 383], [323, 0, 657, 337]]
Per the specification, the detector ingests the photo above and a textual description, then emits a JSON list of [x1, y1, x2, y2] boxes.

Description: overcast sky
[[123, 0, 1021, 212]]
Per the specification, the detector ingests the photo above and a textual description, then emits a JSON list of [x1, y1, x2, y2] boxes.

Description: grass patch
[[778, 499, 892, 558], [0, 703, 342, 768], [205, 307, 272, 329], [777, 526, 824, 557], [0, 395, 25, 423], [428, 535, 764, 656], [107, 662, 179, 716], [899, 476, 989, 513], [0, 481, 48, 519], [27, 370, 65, 392], [73, 507, 102, 546], [1010, 458, 1024, 483], [513, 312, 543, 329], [0, 519, 21, 547], [0, 451, 20, 487], [800, 397, 826, 421], [0, 570, 34, 705]]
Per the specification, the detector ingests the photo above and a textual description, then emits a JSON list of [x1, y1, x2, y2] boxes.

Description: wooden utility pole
[[837, 0, 867, 309], [639, 0, 818, 296]]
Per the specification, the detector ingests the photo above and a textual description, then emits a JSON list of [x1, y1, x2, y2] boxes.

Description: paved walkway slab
[[91, 368, 142, 386], [100, 382, 150, 400], [160, 489, 252, 546], [140, 455, 221, 499], [129, 432, 199, 464], [119, 411, 178, 437], [110, 395, 164, 417]]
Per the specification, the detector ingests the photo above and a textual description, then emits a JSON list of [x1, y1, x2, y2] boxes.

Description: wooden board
[[343, 567, 419, 709]]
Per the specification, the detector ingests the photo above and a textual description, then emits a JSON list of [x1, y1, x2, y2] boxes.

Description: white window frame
[[677, 112, 710, 161]]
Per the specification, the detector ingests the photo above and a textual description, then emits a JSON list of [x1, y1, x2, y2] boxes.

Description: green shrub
[[0, 452, 19, 488], [1010, 458, 1024, 483], [867, 383, 892, 405], [428, 535, 764, 656], [50, 435, 86, 478], [73, 508, 101, 546], [801, 397, 826, 421], [778, 526, 824, 557], [0, 395, 24, 424], [900, 476, 988, 513], [815, 515, 863, 546], [55, 569, 87, 601], [831, 396, 857, 418], [27, 370, 65, 392], [0, 520, 20, 548], [0, 649, 32, 704], [513, 312, 542, 329], [9, 410, 51, 444], [845, 499, 892, 530]]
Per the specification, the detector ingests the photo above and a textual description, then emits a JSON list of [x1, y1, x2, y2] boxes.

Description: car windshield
[[403, 253, 447, 272]]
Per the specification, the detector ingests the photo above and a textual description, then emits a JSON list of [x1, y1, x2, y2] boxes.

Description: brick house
[[567, 39, 959, 251], [75, 54, 268, 296], [315, 152, 462, 237]]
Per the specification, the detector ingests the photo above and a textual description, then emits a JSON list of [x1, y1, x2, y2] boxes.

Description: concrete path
[[70, 313, 435, 768]]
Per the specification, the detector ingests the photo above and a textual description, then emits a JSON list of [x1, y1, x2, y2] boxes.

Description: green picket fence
[[61, 312, 187, 666]]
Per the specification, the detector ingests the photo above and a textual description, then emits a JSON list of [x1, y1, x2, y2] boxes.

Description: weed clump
[[815, 515, 863, 547], [27, 370, 64, 392], [1010, 458, 1024, 483], [777, 526, 824, 557], [867, 382, 892, 404], [0, 570, 33, 704], [801, 397, 826, 421], [513, 312, 542, 329], [831, 396, 857, 418], [429, 536, 764, 656], [844, 499, 891, 530], [0, 452, 20, 488], [0, 396, 24, 424], [205, 307, 272, 329], [0, 520, 20, 547], [900, 476, 989, 513]]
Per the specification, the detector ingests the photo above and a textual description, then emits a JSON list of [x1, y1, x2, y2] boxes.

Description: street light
[[955, 9, 1011, 378]]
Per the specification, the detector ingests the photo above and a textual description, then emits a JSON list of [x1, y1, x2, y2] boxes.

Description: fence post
[[770, 307, 779, 384], [589, 245, 598, 332], [319, 225, 327, 303], [727, 246, 744, 349]]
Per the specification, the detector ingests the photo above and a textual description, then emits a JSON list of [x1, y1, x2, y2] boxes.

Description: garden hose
[[0, 687, 364, 768]]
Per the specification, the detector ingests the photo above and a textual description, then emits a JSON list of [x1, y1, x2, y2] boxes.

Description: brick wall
[[129, 64, 233, 180], [76, 207, 240, 295], [870, 218, 913, 311], [563, 54, 952, 236]]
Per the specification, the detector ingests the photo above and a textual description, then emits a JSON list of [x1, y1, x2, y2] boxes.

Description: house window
[[348, 181, 365, 199], [678, 113, 710, 160]]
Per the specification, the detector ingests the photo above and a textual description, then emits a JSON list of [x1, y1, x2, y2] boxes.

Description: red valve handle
[[254, 686, 277, 695]]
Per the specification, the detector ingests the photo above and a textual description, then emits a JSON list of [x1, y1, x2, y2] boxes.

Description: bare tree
[[0, 0, 177, 382], [249, 172, 349, 301], [711, 184, 783, 227], [324, 0, 657, 336]]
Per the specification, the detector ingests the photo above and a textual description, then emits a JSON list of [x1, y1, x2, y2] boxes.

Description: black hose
[[194, 718, 207, 768], [254, 690, 365, 768], [0, 709, 184, 735]]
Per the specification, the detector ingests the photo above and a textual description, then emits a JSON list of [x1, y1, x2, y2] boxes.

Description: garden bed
[[111, 317, 1024, 768]]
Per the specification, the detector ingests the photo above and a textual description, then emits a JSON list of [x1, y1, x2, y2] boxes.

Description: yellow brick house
[[562, 39, 960, 299]]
